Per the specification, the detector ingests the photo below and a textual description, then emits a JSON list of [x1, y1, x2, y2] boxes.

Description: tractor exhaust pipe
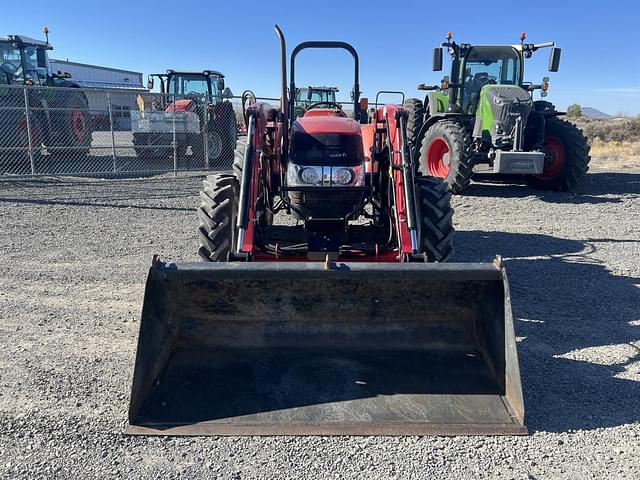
[[274, 25, 288, 158]]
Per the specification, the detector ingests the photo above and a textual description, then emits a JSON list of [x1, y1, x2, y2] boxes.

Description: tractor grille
[[486, 87, 532, 146]]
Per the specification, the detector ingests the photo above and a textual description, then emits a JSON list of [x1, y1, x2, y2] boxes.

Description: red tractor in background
[[127, 26, 525, 437]]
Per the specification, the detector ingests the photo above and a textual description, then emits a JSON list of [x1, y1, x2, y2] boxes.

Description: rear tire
[[197, 174, 239, 262], [419, 120, 473, 194], [415, 176, 454, 262], [526, 118, 590, 191], [403, 98, 424, 147]]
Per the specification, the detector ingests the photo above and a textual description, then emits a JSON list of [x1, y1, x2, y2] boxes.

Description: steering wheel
[[304, 101, 344, 112], [0, 62, 17, 75]]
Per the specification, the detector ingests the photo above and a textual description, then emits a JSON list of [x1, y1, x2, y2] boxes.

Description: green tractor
[[0, 29, 92, 173], [404, 33, 590, 193]]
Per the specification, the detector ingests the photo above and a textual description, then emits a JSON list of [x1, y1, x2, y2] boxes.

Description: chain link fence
[[0, 85, 278, 176]]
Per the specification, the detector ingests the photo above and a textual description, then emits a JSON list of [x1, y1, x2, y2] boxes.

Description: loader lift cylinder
[[397, 112, 419, 252], [236, 113, 255, 252]]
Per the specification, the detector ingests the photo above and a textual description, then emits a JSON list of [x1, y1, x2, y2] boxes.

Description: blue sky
[[4, 0, 640, 115]]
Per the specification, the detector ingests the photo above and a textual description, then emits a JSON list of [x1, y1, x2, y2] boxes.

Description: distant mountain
[[581, 107, 612, 119]]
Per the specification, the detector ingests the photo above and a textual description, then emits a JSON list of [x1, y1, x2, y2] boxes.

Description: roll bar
[[275, 26, 361, 128]]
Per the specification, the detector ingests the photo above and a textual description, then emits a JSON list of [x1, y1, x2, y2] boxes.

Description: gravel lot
[[0, 170, 638, 479]]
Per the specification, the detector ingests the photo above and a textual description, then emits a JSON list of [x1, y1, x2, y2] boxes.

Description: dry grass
[[568, 116, 640, 170], [588, 139, 640, 170]]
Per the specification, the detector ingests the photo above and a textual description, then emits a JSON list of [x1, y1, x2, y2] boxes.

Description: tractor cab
[[459, 46, 522, 114], [147, 70, 232, 107], [0, 31, 76, 88], [293, 85, 340, 118]]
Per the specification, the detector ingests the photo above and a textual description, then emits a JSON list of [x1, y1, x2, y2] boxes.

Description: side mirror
[[147, 76, 154, 90], [433, 47, 443, 71], [221, 87, 233, 99], [548, 47, 561, 72], [307, 87, 313, 100], [217, 78, 225, 91]]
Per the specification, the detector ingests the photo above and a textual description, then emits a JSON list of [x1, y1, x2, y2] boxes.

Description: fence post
[[23, 88, 35, 175], [107, 91, 117, 173], [172, 95, 177, 175]]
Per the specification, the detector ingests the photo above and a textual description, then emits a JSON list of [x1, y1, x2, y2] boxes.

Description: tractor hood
[[474, 85, 532, 147], [292, 116, 361, 136]]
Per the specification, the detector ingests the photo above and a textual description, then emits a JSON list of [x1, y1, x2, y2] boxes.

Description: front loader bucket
[[126, 262, 526, 436]]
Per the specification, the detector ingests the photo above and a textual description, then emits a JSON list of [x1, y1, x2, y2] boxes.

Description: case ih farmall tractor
[[405, 33, 590, 193], [132, 69, 237, 168], [0, 30, 91, 173], [127, 26, 526, 436]]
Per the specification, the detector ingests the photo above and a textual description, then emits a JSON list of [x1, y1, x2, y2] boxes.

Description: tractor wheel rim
[[538, 137, 565, 180], [70, 109, 87, 144], [426, 137, 451, 177], [208, 132, 223, 159]]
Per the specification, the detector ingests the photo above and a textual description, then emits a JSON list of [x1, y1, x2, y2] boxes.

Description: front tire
[[197, 174, 239, 262], [403, 98, 424, 148], [415, 176, 454, 262], [526, 118, 590, 191], [419, 120, 473, 194]]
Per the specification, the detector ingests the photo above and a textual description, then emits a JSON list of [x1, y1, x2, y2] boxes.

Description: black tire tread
[[415, 175, 454, 262], [197, 174, 239, 262], [403, 98, 424, 148], [526, 118, 591, 191]]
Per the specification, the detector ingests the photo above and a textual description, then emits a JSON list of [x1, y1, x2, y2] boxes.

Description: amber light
[[542, 82, 549, 92]]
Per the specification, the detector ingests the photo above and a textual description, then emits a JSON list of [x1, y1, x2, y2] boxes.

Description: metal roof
[[0, 35, 52, 49]]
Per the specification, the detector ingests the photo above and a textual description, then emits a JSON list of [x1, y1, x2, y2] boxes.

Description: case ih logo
[[329, 151, 347, 158]]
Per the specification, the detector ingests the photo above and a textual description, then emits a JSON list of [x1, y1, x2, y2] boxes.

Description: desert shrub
[[570, 116, 640, 143]]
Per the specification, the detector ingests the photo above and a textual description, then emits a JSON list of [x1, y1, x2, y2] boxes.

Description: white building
[[50, 59, 145, 129]]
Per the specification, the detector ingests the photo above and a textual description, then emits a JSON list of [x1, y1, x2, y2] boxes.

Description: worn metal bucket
[[126, 261, 526, 436]]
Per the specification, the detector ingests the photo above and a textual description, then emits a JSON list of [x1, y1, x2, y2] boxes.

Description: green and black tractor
[[0, 29, 92, 173], [404, 33, 590, 193]]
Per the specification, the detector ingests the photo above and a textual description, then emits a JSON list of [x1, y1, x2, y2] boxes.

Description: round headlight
[[333, 167, 354, 186], [300, 167, 322, 185]]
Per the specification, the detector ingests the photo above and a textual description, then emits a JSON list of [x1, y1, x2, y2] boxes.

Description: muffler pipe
[[274, 25, 288, 158]]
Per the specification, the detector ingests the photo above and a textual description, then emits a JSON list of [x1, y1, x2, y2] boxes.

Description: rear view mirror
[[433, 47, 443, 71], [221, 87, 233, 99], [548, 47, 561, 72], [217, 78, 225, 91], [147, 76, 154, 90]]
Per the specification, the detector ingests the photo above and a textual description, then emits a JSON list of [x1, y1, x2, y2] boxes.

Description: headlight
[[300, 167, 322, 185], [287, 164, 364, 187], [332, 167, 354, 185]]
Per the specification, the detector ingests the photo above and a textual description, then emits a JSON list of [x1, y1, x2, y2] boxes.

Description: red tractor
[[127, 26, 525, 437], [197, 39, 453, 263]]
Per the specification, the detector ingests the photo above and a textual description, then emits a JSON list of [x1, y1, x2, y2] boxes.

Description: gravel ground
[[0, 170, 638, 479]]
